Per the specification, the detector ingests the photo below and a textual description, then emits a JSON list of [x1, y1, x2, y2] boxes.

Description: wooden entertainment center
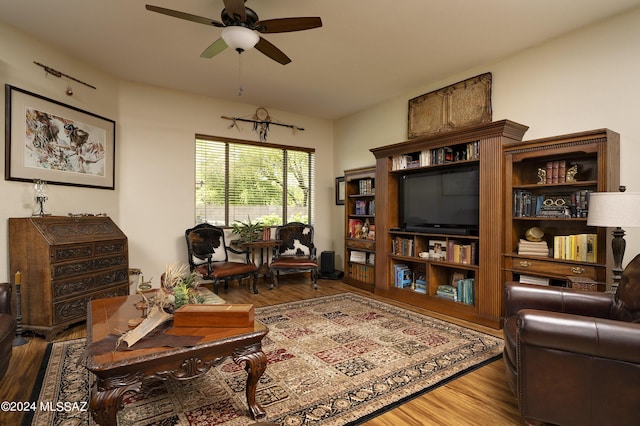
[[370, 120, 529, 328], [364, 121, 620, 328]]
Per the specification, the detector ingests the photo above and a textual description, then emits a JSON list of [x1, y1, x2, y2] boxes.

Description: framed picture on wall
[[335, 176, 345, 205], [5, 84, 116, 189]]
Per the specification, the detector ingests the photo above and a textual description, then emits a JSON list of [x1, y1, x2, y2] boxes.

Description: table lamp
[[587, 187, 640, 293]]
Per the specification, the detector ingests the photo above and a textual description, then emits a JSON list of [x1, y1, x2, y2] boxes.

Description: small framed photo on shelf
[[428, 240, 447, 260], [335, 176, 345, 205]]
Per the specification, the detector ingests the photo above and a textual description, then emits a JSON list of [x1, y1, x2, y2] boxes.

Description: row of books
[[391, 141, 480, 170], [543, 160, 569, 184], [348, 263, 374, 283], [392, 237, 415, 257], [394, 264, 414, 288], [513, 189, 591, 218], [357, 178, 374, 195], [553, 234, 597, 262], [393, 238, 477, 265], [435, 278, 475, 304], [354, 199, 375, 215]]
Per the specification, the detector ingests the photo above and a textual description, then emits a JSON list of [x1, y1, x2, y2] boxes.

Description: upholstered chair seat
[[185, 223, 259, 294], [270, 222, 318, 289]]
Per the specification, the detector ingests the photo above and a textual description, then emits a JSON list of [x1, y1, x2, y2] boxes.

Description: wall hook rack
[[34, 61, 97, 90]]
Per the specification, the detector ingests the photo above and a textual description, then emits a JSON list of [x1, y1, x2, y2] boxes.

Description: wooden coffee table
[[85, 295, 269, 426]]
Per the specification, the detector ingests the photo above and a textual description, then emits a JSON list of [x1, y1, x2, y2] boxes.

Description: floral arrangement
[[152, 263, 205, 313]]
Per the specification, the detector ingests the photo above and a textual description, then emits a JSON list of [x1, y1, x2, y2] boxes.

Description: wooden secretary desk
[[9, 216, 129, 340]]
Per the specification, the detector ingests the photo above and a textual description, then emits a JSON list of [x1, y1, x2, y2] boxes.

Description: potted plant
[[232, 216, 264, 243]]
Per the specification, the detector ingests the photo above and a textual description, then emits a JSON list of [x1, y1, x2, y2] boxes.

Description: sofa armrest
[[0, 283, 11, 315], [518, 309, 640, 364], [504, 281, 613, 318]]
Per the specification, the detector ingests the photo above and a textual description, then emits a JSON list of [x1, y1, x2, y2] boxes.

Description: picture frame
[[335, 176, 345, 205], [5, 84, 116, 189]]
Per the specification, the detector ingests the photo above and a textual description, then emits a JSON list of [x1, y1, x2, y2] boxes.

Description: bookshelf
[[371, 120, 529, 328], [503, 129, 620, 291], [343, 166, 376, 291]]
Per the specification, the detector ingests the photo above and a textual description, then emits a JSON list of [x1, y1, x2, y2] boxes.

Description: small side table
[[234, 240, 282, 282]]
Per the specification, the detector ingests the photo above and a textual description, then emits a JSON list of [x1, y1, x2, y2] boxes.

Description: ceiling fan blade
[[200, 38, 228, 58], [255, 37, 291, 65], [223, 0, 247, 22], [256, 17, 322, 33], [146, 5, 224, 27]]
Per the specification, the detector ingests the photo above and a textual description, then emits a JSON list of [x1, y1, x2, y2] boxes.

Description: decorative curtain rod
[[221, 115, 305, 131], [34, 61, 97, 90]]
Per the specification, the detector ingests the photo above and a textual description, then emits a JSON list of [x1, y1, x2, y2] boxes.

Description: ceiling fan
[[145, 0, 322, 65]]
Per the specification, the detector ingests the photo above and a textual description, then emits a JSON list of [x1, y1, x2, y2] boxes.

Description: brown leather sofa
[[0, 283, 16, 381], [503, 253, 640, 426]]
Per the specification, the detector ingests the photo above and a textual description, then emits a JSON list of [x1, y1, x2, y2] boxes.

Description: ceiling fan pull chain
[[237, 52, 244, 96]]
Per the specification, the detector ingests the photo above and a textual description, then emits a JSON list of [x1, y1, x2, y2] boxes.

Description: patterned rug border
[[26, 292, 504, 425]]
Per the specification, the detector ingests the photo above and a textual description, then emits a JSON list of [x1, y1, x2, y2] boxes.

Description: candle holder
[[13, 280, 28, 347], [32, 179, 51, 217]]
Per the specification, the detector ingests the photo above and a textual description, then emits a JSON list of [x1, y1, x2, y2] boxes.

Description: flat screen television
[[400, 165, 479, 235]]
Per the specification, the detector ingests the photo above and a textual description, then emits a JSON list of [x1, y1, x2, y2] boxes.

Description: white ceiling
[[2, 0, 640, 120]]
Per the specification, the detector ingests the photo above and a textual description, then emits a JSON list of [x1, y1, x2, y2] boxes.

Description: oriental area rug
[[27, 293, 503, 425]]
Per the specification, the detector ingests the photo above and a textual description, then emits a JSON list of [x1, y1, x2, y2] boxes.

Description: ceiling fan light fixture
[[221, 26, 259, 52]]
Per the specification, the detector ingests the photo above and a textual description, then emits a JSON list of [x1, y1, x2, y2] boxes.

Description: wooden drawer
[[52, 267, 129, 300], [510, 257, 596, 279], [346, 238, 375, 251], [54, 283, 129, 323], [51, 253, 128, 279]]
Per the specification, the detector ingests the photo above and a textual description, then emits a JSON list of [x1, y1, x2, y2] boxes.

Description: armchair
[[185, 223, 259, 294], [269, 222, 318, 289], [503, 253, 640, 426], [0, 283, 16, 381]]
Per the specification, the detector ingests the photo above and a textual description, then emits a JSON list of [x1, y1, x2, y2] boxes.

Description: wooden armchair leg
[[252, 273, 259, 294]]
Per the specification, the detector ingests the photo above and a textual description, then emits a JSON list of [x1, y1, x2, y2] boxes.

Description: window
[[195, 135, 315, 227]]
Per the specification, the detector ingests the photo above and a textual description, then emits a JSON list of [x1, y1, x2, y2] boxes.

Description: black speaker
[[319, 251, 343, 279], [320, 251, 335, 274]]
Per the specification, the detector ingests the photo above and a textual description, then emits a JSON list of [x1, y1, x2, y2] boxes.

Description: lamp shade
[[587, 192, 640, 227], [221, 26, 259, 52]]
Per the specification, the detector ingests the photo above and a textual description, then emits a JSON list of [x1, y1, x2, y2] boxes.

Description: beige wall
[[3, 6, 640, 283], [0, 23, 334, 282], [333, 7, 640, 269]]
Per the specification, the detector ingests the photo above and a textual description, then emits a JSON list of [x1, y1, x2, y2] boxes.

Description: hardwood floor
[[1, 277, 522, 425]]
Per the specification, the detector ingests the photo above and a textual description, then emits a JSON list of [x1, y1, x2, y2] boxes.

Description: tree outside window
[[195, 136, 314, 227]]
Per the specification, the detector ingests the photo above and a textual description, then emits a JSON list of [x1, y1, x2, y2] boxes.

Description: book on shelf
[[553, 233, 597, 262], [358, 178, 374, 195], [518, 275, 550, 286], [393, 237, 414, 256], [436, 284, 457, 301], [513, 190, 592, 218], [349, 250, 367, 263], [349, 263, 374, 283], [447, 240, 477, 264], [414, 277, 427, 293], [348, 219, 364, 238], [455, 278, 475, 305], [517, 239, 549, 256], [394, 264, 413, 288]]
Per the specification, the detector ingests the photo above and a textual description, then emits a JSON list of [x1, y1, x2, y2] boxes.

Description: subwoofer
[[319, 251, 343, 279]]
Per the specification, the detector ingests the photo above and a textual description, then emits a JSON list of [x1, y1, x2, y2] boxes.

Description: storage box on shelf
[[371, 120, 529, 328], [503, 129, 620, 290], [343, 166, 376, 291]]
